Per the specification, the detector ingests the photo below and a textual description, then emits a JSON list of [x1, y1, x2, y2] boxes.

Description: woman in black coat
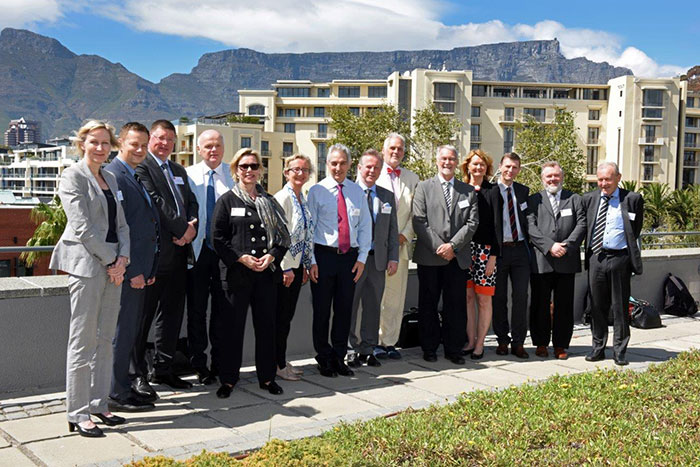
[[212, 148, 290, 397]]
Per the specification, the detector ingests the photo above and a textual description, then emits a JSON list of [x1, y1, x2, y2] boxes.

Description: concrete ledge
[[0, 275, 67, 299]]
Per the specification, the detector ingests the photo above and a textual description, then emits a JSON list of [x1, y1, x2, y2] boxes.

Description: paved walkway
[[1, 315, 699, 466]]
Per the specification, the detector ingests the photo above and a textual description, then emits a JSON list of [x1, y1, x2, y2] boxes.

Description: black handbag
[[628, 297, 662, 329], [397, 307, 420, 348]]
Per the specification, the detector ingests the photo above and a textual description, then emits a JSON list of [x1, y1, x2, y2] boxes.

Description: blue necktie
[[206, 170, 216, 249]]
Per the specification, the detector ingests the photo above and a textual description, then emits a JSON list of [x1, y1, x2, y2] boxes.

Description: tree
[[405, 104, 462, 180], [21, 196, 66, 267], [514, 109, 586, 194]]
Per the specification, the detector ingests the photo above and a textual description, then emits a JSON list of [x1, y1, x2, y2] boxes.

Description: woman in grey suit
[[50, 120, 130, 437]]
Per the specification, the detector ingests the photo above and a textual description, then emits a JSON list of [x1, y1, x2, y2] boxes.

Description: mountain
[[0, 28, 632, 139]]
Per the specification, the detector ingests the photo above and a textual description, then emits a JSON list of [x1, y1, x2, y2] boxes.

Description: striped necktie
[[507, 186, 518, 241], [442, 181, 452, 211], [591, 195, 611, 254]]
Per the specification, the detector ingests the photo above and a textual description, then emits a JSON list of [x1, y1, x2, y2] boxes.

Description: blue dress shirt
[[602, 188, 628, 250]]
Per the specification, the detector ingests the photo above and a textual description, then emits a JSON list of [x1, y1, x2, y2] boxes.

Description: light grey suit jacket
[[368, 184, 399, 271], [412, 176, 479, 269], [50, 159, 130, 277]]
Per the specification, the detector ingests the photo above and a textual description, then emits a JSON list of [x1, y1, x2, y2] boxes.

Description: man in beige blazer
[[374, 133, 420, 359]]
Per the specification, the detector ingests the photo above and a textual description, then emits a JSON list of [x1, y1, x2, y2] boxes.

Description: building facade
[[0, 144, 79, 200], [4, 118, 41, 147]]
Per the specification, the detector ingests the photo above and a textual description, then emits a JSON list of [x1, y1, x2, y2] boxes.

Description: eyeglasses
[[288, 167, 310, 174], [238, 163, 260, 171]]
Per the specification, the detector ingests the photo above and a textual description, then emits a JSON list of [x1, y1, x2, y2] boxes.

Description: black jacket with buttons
[[212, 190, 287, 287]]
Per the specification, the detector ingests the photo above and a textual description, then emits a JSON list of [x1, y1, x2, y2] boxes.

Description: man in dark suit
[[105, 122, 160, 411], [134, 120, 199, 391], [412, 145, 478, 364], [348, 149, 399, 367], [527, 161, 586, 360], [490, 152, 531, 358], [583, 161, 644, 366]]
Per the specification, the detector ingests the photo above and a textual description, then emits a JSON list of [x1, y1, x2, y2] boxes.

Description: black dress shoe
[[423, 352, 438, 362], [260, 381, 284, 395], [365, 354, 382, 367], [585, 351, 605, 362], [195, 367, 217, 385], [317, 364, 338, 378], [91, 413, 126, 426], [614, 356, 629, 366], [461, 348, 474, 356], [471, 352, 484, 360], [68, 421, 104, 438], [216, 384, 234, 399], [335, 361, 355, 377], [151, 374, 193, 390], [447, 355, 466, 364], [347, 353, 363, 368], [132, 376, 158, 402], [108, 396, 155, 412]]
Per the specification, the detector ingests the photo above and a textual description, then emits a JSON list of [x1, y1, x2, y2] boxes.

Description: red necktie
[[387, 167, 401, 176], [337, 183, 350, 253]]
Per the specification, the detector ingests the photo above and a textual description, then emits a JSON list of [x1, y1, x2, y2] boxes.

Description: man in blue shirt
[[583, 161, 644, 366], [308, 144, 372, 377]]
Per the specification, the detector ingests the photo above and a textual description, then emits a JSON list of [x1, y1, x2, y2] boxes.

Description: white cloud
[[0, 0, 64, 28]]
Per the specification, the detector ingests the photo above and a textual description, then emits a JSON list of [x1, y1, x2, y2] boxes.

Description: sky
[[3, 0, 698, 84]]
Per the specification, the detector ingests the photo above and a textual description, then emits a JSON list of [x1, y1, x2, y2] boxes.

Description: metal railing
[[640, 231, 700, 249]]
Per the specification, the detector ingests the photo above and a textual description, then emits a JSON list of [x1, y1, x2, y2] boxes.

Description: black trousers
[[219, 269, 277, 385], [310, 246, 358, 367], [588, 250, 631, 358], [493, 242, 530, 346], [275, 265, 304, 369], [111, 282, 146, 400], [134, 253, 187, 378], [186, 245, 224, 372], [417, 260, 468, 358], [529, 272, 575, 348]]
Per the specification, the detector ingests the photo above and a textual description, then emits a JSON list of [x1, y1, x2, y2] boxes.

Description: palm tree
[[640, 183, 670, 230], [620, 180, 639, 192], [20, 196, 66, 267]]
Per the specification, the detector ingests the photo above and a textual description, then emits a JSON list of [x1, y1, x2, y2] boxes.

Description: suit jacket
[[186, 161, 235, 262], [367, 184, 399, 271], [105, 158, 160, 280], [582, 188, 644, 274], [136, 153, 198, 271], [412, 176, 479, 269], [376, 166, 420, 260], [486, 180, 530, 253], [50, 159, 129, 277], [527, 189, 586, 274], [274, 185, 311, 271]]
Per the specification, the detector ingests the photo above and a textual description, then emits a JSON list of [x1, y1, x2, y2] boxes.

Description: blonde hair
[[73, 120, 117, 156], [460, 149, 493, 182], [283, 153, 313, 174], [230, 148, 264, 181]]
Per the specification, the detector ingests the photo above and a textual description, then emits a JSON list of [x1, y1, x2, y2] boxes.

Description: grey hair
[[436, 144, 458, 159], [597, 161, 620, 176], [541, 161, 564, 176], [327, 143, 351, 163], [197, 129, 223, 147], [383, 133, 406, 151]]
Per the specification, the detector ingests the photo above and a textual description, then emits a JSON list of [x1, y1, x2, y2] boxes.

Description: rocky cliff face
[[0, 28, 631, 139]]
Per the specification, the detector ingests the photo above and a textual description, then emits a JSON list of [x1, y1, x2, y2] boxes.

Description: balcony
[[638, 137, 665, 145], [498, 115, 516, 123], [261, 150, 272, 157], [310, 132, 331, 140], [685, 141, 699, 149], [470, 135, 482, 143]]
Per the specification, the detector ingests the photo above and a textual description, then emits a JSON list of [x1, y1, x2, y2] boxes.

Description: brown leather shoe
[[553, 347, 568, 360], [511, 345, 529, 359], [496, 344, 509, 356], [535, 346, 548, 358]]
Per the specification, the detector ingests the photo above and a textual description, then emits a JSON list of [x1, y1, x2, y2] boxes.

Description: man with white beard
[[526, 161, 586, 360]]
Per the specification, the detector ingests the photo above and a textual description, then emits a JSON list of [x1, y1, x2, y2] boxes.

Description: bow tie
[[387, 167, 401, 176]]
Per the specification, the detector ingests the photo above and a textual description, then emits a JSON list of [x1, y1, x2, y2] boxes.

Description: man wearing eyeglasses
[[133, 120, 199, 395]]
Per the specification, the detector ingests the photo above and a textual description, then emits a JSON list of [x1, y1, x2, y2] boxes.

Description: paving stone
[[626, 346, 678, 362], [643, 339, 698, 353], [304, 368, 394, 392], [452, 366, 534, 389], [27, 408, 50, 417], [348, 382, 436, 407], [207, 402, 308, 435], [239, 379, 331, 402], [0, 437, 10, 448], [29, 433, 147, 467], [0, 447, 36, 467], [405, 373, 490, 397], [678, 333, 700, 344], [553, 355, 618, 372], [5, 412, 28, 421], [0, 412, 71, 443], [44, 400, 64, 407], [357, 359, 443, 381], [497, 359, 582, 380], [283, 392, 377, 420], [167, 387, 268, 412], [124, 413, 235, 451], [2, 406, 23, 414]]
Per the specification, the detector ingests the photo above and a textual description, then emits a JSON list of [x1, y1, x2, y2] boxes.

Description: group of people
[[50, 122, 644, 438]]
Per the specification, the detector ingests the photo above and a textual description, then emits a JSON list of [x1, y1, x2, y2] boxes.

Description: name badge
[[458, 199, 470, 209], [519, 202, 528, 211], [230, 207, 246, 217], [351, 208, 361, 217], [628, 212, 636, 221], [381, 203, 392, 214], [116, 190, 124, 201], [560, 208, 572, 217], [173, 176, 185, 185]]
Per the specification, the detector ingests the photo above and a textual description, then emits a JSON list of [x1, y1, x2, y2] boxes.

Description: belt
[[367, 249, 375, 255], [502, 240, 525, 247], [599, 248, 627, 257], [315, 244, 359, 255]]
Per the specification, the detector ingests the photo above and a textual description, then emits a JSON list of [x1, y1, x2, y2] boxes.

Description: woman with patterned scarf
[[212, 148, 290, 397], [273, 154, 315, 381]]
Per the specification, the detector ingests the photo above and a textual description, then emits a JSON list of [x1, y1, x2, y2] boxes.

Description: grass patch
[[128, 350, 700, 466]]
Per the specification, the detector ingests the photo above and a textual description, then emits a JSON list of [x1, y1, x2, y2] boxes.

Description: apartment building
[[4, 118, 41, 147], [681, 84, 700, 187], [0, 144, 79, 200]]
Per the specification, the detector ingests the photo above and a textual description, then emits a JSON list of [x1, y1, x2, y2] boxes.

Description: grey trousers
[[66, 264, 122, 423], [349, 254, 386, 355]]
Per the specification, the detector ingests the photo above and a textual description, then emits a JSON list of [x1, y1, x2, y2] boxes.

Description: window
[[588, 127, 599, 144], [470, 124, 481, 143], [503, 127, 514, 154], [398, 79, 412, 118], [368, 86, 387, 98], [493, 87, 516, 98], [642, 108, 663, 119], [687, 96, 695, 108], [261, 140, 269, 156], [583, 88, 606, 100], [349, 107, 360, 116], [643, 146, 655, 162], [588, 109, 600, 120], [685, 117, 698, 128], [643, 89, 664, 107], [433, 82, 456, 113], [277, 87, 310, 97], [317, 142, 327, 178], [240, 137, 251, 148], [470, 142, 481, 150], [338, 86, 360, 98], [317, 123, 328, 137], [553, 88, 574, 99], [261, 157, 269, 190], [284, 123, 295, 133], [643, 165, 654, 181], [283, 108, 300, 117], [586, 147, 599, 175], [317, 88, 330, 98], [684, 151, 697, 166], [644, 125, 657, 143], [314, 107, 325, 117], [524, 108, 546, 122], [471, 106, 481, 118], [248, 104, 265, 115], [504, 107, 514, 122], [0, 260, 10, 278], [472, 85, 487, 97], [682, 168, 696, 187], [523, 88, 546, 99], [686, 133, 698, 148], [283, 142, 294, 158]]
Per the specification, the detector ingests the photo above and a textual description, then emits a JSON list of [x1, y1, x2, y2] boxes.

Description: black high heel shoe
[[68, 421, 104, 438], [91, 413, 126, 426], [260, 381, 284, 395], [471, 351, 484, 360]]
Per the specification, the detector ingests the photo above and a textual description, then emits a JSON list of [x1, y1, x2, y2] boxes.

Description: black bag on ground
[[398, 307, 420, 348], [628, 297, 662, 329], [663, 273, 698, 317]]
